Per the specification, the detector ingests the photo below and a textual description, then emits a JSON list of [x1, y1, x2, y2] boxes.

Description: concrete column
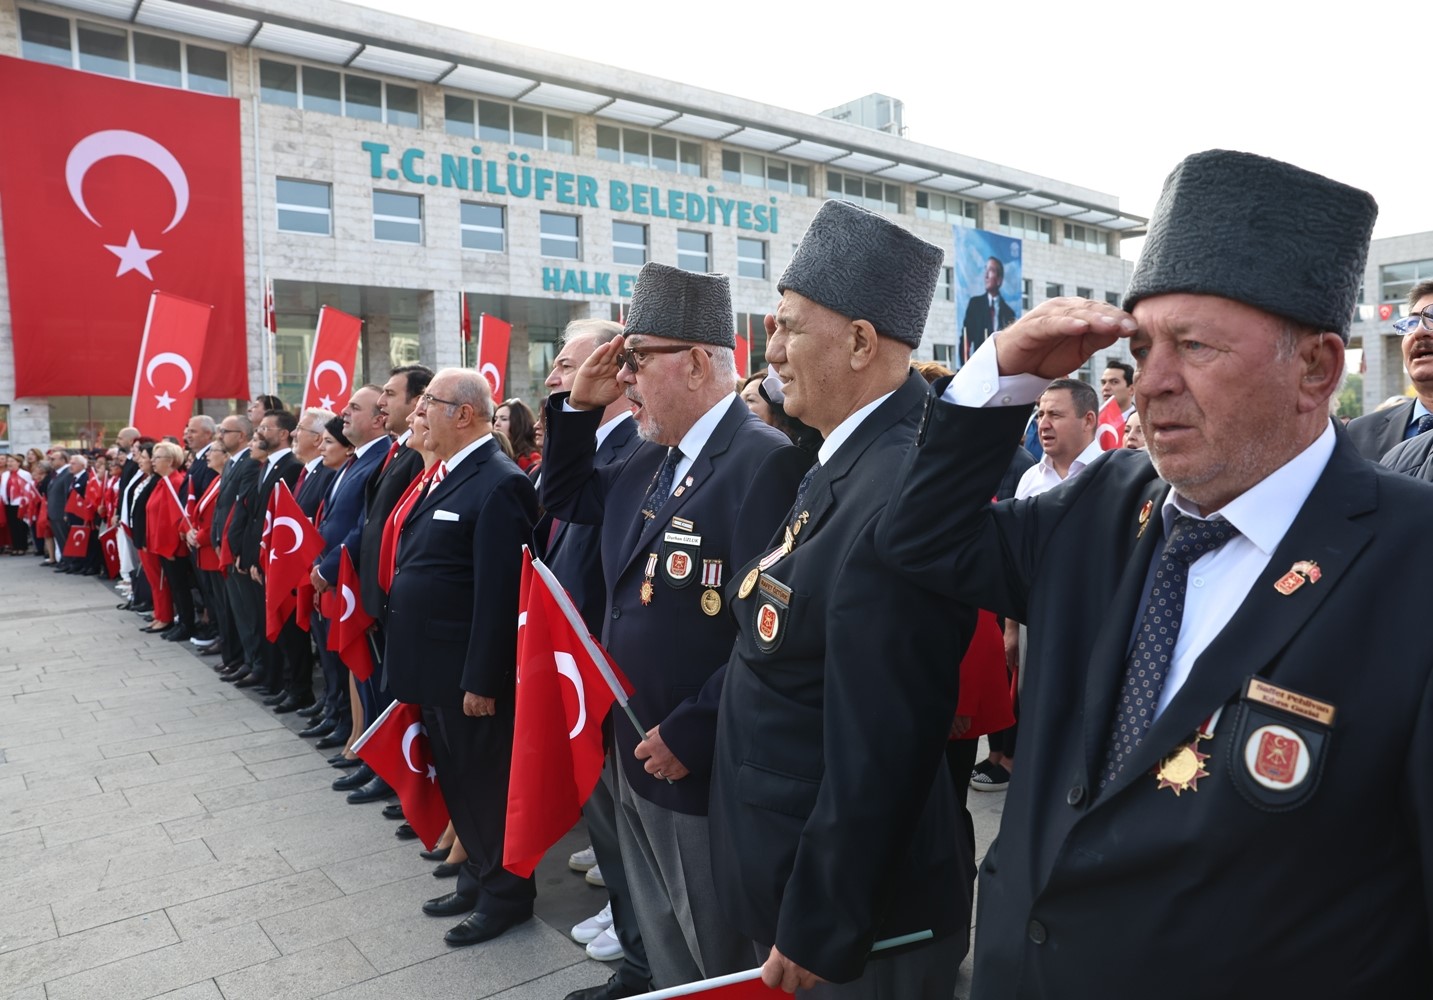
[[364, 314, 391, 387], [418, 290, 463, 373]]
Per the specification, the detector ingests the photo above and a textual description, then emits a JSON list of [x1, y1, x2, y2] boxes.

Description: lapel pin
[[1273, 560, 1321, 596], [1137, 500, 1153, 538]]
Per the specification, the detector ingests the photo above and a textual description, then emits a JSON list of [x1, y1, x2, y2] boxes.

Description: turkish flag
[[129, 291, 214, 440], [505, 549, 634, 878], [1095, 395, 1125, 451], [318, 546, 375, 681], [460, 293, 472, 343], [301, 307, 363, 413], [352, 699, 450, 850], [62, 524, 90, 558], [0, 55, 246, 399], [263, 481, 323, 642], [477, 314, 512, 399], [65, 488, 94, 524], [99, 526, 121, 580], [734, 333, 750, 379], [627, 971, 778, 999]]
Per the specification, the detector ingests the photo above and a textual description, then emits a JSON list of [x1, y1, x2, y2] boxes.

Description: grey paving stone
[[96, 839, 220, 891], [121, 768, 254, 809], [233, 741, 317, 765], [57, 718, 165, 742], [243, 752, 333, 782], [166, 868, 343, 939], [0, 789, 132, 837], [482, 961, 622, 1000], [0, 911, 178, 993], [165, 786, 348, 845], [0, 826, 43, 855], [320, 843, 435, 896], [98, 720, 258, 758], [196, 768, 332, 812], [258, 873, 439, 955], [215, 938, 378, 1000], [150, 982, 224, 1000], [15, 750, 157, 786], [96, 751, 246, 791], [43, 921, 278, 1000], [149, 727, 294, 765], [0, 904, 55, 956]]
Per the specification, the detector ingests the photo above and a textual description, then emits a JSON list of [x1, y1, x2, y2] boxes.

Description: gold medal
[[639, 579, 654, 606], [738, 567, 759, 599], [1154, 743, 1210, 796], [640, 552, 658, 606], [1137, 500, 1153, 538], [701, 588, 722, 616]]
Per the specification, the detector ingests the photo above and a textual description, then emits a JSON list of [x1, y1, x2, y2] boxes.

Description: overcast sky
[[360, 0, 1424, 255]]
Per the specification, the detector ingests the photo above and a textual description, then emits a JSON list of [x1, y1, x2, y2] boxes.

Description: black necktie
[[1100, 514, 1241, 788], [640, 448, 682, 521], [791, 462, 819, 519], [1412, 413, 1433, 439]]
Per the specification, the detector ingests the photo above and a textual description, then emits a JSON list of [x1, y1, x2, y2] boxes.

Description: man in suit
[[961, 256, 1017, 359], [384, 367, 539, 947], [111, 428, 150, 609], [877, 151, 1432, 997], [215, 416, 259, 679], [1346, 281, 1433, 460], [47, 451, 74, 570], [543, 262, 810, 988], [709, 200, 976, 999], [181, 416, 219, 647], [539, 318, 649, 1000]]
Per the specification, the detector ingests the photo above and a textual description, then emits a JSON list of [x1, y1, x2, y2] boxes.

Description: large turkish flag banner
[[0, 55, 247, 399], [477, 314, 512, 399], [301, 307, 362, 413], [129, 291, 213, 439]]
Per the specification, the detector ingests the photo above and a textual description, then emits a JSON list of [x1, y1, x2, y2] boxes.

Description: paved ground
[[0, 554, 1002, 998]]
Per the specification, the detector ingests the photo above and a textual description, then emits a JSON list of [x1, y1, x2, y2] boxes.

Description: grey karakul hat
[[624, 262, 734, 349], [778, 200, 943, 348], [1124, 149, 1377, 340]]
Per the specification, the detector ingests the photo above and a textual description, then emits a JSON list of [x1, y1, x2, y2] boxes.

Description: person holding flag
[[146, 442, 196, 641]]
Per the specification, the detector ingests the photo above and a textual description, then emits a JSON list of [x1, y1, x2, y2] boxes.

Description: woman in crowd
[[2, 453, 34, 555], [314, 416, 360, 755], [494, 398, 541, 471], [146, 441, 195, 641], [131, 442, 171, 632], [189, 439, 228, 623], [29, 459, 54, 561]]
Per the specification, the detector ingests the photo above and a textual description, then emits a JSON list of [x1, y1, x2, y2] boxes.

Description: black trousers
[[159, 554, 197, 631], [197, 568, 235, 660], [4, 504, 28, 551], [584, 738, 652, 989], [228, 570, 265, 669]]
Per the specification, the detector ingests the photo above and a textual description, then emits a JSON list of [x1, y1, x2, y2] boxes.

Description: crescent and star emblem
[[65, 129, 190, 281], [480, 362, 502, 397], [401, 722, 437, 781], [311, 360, 348, 410], [554, 651, 587, 740], [339, 584, 356, 623], [145, 351, 194, 411], [267, 516, 304, 561]]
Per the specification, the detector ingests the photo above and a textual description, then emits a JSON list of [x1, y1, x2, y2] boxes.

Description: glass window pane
[[303, 66, 341, 116], [133, 32, 180, 87], [678, 230, 706, 252], [846, 175, 863, 200], [767, 160, 788, 193], [386, 84, 419, 128], [623, 129, 649, 167], [679, 142, 703, 177], [19, 10, 72, 67], [597, 124, 621, 163], [613, 221, 647, 265], [461, 202, 503, 228], [828, 172, 843, 197], [547, 115, 574, 154], [513, 106, 543, 149], [790, 164, 809, 197], [185, 44, 228, 95], [344, 74, 382, 121], [260, 59, 298, 107], [652, 134, 677, 174], [460, 202, 504, 252], [541, 213, 579, 237], [722, 151, 742, 184], [478, 100, 509, 142], [374, 191, 421, 219], [462, 227, 504, 252], [277, 208, 330, 235], [77, 21, 128, 78], [375, 219, 421, 243], [445, 95, 475, 137], [278, 178, 330, 210]]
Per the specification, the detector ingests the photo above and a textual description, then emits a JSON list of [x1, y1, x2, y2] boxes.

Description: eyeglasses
[[616, 344, 704, 374], [1394, 307, 1433, 335], [418, 392, 464, 409], [217, 428, 244, 436]]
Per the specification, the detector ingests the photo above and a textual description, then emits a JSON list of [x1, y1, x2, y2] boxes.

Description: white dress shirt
[[595, 409, 633, 449], [259, 447, 293, 482], [668, 393, 737, 484], [817, 391, 895, 466], [1014, 438, 1105, 500], [443, 433, 494, 475]]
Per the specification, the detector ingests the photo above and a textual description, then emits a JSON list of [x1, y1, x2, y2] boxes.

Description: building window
[[77, 20, 128, 78], [258, 60, 419, 125], [1022, 279, 1033, 312], [736, 238, 768, 279], [1105, 291, 1121, 307], [302, 66, 342, 116], [936, 266, 954, 302], [736, 312, 767, 365], [19, 10, 229, 94], [916, 191, 979, 228], [613, 222, 648, 266], [677, 231, 711, 272], [1045, 282, 1064, 299], [260, 59, 298, 106], [597, 125, 703, 177], [460, 202, 505, 252], [386, 84, 419, 128], [827, 170, 900, 213], [932, 343, 955, 365], [540, 212, 581, 259], [1076, 286, 1094, 300], [1381, 260, 1433, 317], [373, 191, 422, 244], [276, 179, 332, 236], [19, 10, 71, 67], [999, 209, 1052, 243], [443, 97, 572, 153], [721, 152, 810, 195], [1063, 223, 1107, 254]]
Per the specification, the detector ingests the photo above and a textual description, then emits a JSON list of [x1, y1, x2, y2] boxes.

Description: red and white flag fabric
[[264, 276, 278, 335], [62, 524, 90, 559], [1095, 396, 1125, 451], [129, 291, 214, 440], [734, 315, 752, 379], [352, 699, 450, 849], [628, 970, 777, 999], [460, 293, 472, 343], [504, 548, 634, 878], [264, 481, 324, 641], [100, 526, 121, 579], [301, 306, 362, 413], [65, 487, 94, 524], [319, 546, 376, 681], [0, 55, 246, 399], [477, 313, 512, 399]]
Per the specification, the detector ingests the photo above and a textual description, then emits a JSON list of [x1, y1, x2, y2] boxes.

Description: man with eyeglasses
[[215, 415, 261, 681], [1346, 281, 1433, 460], [542, 262, 810, 991]]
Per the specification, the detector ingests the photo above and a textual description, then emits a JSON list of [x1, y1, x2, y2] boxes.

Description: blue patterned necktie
[[639, 447, 682, 521], [1100, 514, 1241, 788], [1411, 413, 1433, 439]]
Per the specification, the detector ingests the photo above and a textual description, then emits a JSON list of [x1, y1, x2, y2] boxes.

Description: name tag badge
[[432, 510, 460, 522], [1228, 677, 1333, 811], [659, 531, 700, 590], [752, 574, 792, 654]]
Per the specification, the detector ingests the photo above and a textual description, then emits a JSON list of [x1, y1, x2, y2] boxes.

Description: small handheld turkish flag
[[100, 525, 121, 579], [1095, 395, 1125, 451], [504, 548, 634, 878], [477, 313, 512, 399], [319, 546, 375, 681], [264, 481, 324, 641], [65, 488, 94, 524], [129, 291, 214, 440], [352, 699, 450, 849], [62, 524, 90, 558], [301, 306, 362, 413], [626, 970, 779, 999]]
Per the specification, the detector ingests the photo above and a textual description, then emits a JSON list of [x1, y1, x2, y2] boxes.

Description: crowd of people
[[9, 148, 1433, 1000]]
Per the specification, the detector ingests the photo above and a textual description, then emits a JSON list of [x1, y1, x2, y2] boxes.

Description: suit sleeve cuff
[[944, 335, 1050, 408]]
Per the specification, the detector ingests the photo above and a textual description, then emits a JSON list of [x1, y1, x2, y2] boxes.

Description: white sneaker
[[568, 845, 597, 871], [585, 925, 624, 962], [570, 902, 613, 944], [585, 863, 606, 887]]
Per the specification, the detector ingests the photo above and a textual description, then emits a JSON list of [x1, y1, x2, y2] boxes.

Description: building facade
[[0, 0, 1144, 452], [1349, 231, 1433, 413]]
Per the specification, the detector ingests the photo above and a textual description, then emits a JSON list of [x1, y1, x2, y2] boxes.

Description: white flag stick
[[348, 697, 399, 753]]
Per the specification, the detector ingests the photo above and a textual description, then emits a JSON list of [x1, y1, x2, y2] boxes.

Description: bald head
[[415, 368, 493, 460]]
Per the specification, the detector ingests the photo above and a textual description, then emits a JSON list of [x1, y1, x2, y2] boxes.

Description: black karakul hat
[[624, 262, 734, 349], [778, 200, 943, 348], [1124, 149, 1377, 340]]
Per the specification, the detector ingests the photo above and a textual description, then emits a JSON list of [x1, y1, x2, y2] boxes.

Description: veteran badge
[[1153, 710, 1219, 796], [1137, 500, 1153, 538], [738, 567, 759, 600], [1244, 724, 1310, 791]]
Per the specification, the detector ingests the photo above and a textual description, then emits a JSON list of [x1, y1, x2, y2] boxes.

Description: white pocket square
[[432, 509, 460, 522]]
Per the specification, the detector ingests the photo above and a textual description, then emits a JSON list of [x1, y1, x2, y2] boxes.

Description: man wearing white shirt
[[877, 150, 1431, 997], [1015, 379, 1101, 500]]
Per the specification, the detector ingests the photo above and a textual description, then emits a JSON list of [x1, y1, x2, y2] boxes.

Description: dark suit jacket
[[535, 415, 640, 635], [540, 393, 811, 815], [1345, 397, 1415, 461], [184, 444, 218, 506], [385, 439, 538, 706], [47, 467, 74, 522], [315, 439, 388, 582], [961, 293, 1017, 355], [214, 454, 258, 552], [875, 397, 1433, 998], [710, 373, 976, 983], [238, 452, 301, 568], [357, 441, 424, 619], [294, 462, 335, 520]]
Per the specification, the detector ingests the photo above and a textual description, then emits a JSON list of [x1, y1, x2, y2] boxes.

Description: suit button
[[1027, 920, 1047, 945], [1067, 784, 1086, 807], [611, 607, 621, 620]]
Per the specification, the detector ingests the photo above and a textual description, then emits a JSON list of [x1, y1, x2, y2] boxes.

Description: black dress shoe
[[432, 862, 460, 879], [444, 910, 531, 947], [219, 667, 249, 683], [395, 823, 417, 841], [298, 719, 336, 739], [116, 601, 133, 610], [563, 975, 650, 1000], [418, 845, 451, 862], [346, 775, 393, 804], [296, 703, 324, 719], [163, 627, 193, 641], [330, 756, 362, 769], [262, 691, 288, 706], [233, 674, 263, 689], [422, 891, 476, 918], [315, 733, 350, 750], [382, 804, 404, 820], [80, 567, 101, 576], [332, 765, 373, 791], [273, 694, 315, 715], [255, 686, 281, 698]]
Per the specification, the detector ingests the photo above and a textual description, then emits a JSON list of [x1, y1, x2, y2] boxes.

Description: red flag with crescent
[[318, 546, 375, 681], [0, 55, 246, 399], [1095, 395, 1125, 451], [263, 481, 324, 641], [623, 972, 782, 999], [65, 487, 94, 524], [505, 548, 634, 878], [99, 525, 121, 579], [62, 524, 90, 558], [352, 699, 449, 850], [477, 314, 512, 399], [301, 306, 362, 413], [129, 291, 214, 440]]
